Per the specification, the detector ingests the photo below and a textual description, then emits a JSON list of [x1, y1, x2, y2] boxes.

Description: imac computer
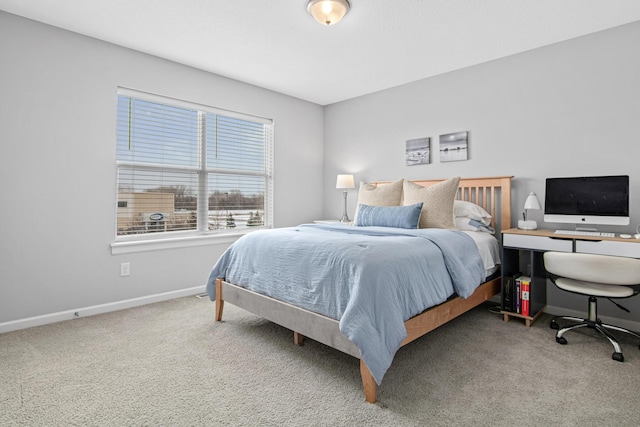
[[544, 175, 629, 230]]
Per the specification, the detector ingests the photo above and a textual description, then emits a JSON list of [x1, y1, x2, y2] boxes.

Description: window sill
[[110, 231, 249, 255]]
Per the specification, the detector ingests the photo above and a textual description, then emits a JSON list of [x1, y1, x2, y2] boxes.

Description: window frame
[[111, 88, 274, 254]]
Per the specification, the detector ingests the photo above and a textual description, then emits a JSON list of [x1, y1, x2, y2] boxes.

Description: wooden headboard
[[372, 176, 513, 233]]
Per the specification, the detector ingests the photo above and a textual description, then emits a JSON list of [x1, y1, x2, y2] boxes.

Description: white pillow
[[454, 200, 492, 226]]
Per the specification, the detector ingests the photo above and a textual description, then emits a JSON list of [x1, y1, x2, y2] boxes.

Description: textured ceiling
[[1, 0, 639, 105]]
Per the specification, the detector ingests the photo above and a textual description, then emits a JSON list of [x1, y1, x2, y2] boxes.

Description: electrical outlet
[[120, 262, 130, 277]]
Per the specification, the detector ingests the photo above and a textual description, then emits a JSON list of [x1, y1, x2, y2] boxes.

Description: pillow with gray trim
[[454, 200, 492, 226], [455, 217, 495, 234]]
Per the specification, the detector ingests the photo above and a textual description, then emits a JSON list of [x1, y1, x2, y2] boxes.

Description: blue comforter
[[206, 224, 485, 384]]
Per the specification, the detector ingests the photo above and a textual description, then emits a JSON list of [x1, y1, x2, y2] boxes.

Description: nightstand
[[313, 219, 350, 225]]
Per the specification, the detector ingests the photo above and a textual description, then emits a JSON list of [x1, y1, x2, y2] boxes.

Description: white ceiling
[[2, 0, 640, 106]]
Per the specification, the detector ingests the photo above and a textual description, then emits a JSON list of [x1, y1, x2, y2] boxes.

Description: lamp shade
[[524, 192, 541, 210], [307, 0, 350, 26], [336, 174, 355, 189]]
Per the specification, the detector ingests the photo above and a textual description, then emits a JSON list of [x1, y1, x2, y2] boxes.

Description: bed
[[206, 176, 512, 403]]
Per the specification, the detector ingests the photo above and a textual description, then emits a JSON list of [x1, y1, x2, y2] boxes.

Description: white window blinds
[[115, 89, 273, 238]]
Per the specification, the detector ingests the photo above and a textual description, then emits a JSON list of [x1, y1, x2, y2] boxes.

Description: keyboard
[[554, 230, 615, 238]]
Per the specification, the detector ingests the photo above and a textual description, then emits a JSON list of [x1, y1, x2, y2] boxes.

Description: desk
[[501, 228, 640, 326]]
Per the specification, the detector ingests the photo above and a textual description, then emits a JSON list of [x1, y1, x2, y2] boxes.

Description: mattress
[[461, 230, 501, 277]]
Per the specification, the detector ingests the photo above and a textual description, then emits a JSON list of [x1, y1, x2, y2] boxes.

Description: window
[[115, 88, 273, 240]]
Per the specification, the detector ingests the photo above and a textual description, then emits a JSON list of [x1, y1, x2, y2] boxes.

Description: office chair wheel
[[550, 321, 559, 330], [612, 352, 624, 362], [556, 336, 567, 345]]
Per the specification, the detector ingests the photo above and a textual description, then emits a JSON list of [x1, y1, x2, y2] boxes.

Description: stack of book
[[502, 274, 531, 316]]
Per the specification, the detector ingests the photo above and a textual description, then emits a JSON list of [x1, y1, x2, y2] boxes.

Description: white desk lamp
[[336, 174, 355, 222], [518, 192, 542, 230]]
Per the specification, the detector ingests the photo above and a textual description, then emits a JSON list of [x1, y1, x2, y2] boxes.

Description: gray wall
[[323, 21, 640, 324], [0, 12, 324, 325]]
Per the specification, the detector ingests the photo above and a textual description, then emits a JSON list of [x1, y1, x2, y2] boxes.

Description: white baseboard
[[4, 291, 638, 336], [544, 304, 640, 333], [0, 286, 206, 334]]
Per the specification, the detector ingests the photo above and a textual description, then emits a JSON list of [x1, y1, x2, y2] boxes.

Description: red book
[[520, 276, 531, 316]]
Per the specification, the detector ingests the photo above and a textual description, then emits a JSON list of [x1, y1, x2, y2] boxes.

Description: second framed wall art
[[439, 131, 468, 162]]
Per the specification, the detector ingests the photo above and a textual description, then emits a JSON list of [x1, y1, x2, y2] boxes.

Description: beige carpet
[[1, 295, 640, 426]]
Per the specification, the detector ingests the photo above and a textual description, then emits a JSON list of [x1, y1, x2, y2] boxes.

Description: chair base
[[550, 296, 640, 362]]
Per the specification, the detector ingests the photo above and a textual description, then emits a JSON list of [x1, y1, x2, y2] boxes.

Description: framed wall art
[[439, 131, 468, 162], [405, 137, 430, 166]]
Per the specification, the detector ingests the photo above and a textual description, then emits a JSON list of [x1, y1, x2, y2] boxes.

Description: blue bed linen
[[206, 224, 485, 385]]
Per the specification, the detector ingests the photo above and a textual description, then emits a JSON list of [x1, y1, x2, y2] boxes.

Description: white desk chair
[[543, 252, 640, 362]]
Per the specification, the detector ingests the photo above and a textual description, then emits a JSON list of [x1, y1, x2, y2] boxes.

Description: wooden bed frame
[[214, 176, 512, 403]]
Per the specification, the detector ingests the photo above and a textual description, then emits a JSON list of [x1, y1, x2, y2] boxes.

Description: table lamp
[[336, 174, 355, 222], [518, 192, 541, 230]]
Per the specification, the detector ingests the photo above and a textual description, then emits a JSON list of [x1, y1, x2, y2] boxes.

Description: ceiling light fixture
[[307, 0, 351, 26]]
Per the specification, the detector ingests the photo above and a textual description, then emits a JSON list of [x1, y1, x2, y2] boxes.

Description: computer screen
[[544, 175, 629, 227]]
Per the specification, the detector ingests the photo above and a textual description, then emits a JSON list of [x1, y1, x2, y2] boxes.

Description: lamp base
[[518, 220, 538, 230], [339, 191, 350, 223]]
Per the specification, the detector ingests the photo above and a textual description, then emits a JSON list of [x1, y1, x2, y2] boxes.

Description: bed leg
[[359, 360, 377, 403], [293, 332, 304, 346], [215, 278, 224, 322]]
